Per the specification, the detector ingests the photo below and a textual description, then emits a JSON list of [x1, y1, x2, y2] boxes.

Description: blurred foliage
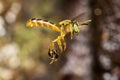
[[0, 0, 62, 80]]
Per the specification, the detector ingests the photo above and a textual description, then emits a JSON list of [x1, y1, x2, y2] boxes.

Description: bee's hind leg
[[48, 35, 66, 64]]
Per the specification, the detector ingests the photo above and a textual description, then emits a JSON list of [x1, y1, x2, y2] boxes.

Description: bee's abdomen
[[26, 18, 61, 32]]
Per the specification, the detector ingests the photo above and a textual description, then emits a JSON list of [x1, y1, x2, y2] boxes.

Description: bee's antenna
[[80, 20, 91, 25]]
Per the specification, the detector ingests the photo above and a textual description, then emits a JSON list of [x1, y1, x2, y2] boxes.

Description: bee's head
[[72, 21, 79, 34]]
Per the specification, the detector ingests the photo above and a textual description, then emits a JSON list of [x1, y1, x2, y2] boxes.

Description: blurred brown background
[[0, 0, 120, 80]]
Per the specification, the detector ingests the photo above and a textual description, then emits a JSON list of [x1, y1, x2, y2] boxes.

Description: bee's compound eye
[[73, 23, 79, 33]]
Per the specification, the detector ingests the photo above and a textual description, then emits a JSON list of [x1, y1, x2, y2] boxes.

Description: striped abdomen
[[26, 18, 61, 32]]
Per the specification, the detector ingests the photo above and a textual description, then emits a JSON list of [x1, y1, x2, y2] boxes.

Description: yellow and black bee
[[26, 18, 91, 64]]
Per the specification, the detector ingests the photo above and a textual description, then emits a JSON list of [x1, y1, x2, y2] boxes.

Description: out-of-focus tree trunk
[[91, 0, 120, 80], [56, 0, 120, 80]]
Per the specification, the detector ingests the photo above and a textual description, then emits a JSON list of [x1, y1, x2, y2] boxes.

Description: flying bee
[[26, 18, 91, 64]]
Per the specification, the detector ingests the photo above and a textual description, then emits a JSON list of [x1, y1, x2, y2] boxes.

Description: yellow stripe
[[37, 20, 43, 27]]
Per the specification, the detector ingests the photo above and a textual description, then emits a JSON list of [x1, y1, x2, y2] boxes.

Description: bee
[[26, 18, 91, 64]]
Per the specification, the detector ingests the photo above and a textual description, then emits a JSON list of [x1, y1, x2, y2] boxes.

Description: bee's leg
[[56, 35, 66, 52], [48, 49, 59, 64], [49, 59, 57, 64], [48, 46, 59, 64], [49, 35, 64, 54], [49, 41, 55, 53], [69, 25, 73, 39], [60, 37, 66, 51], [57, 36, 63, 52], [48, 35, 66, 64], [48, 37, 60, 64]]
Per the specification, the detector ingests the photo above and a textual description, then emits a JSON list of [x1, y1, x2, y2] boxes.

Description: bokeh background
[[0, 0, 120, 80]]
